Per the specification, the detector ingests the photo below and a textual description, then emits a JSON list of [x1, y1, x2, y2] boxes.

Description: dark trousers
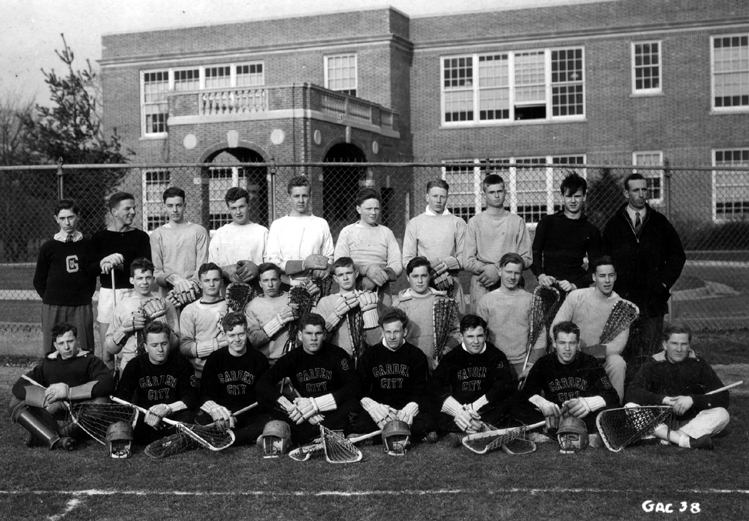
[[348, 411, 436, 439], [196, 410, 274, 446], [133, 409, 196, 445], [268, 397, 361, 445]]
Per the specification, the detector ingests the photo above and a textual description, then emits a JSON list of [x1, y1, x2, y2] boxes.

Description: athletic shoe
[[690, 435, 714, 450], [527, 432, 553, 443], [424, 431, 439, 444]]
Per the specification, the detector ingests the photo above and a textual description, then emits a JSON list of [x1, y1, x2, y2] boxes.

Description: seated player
[[256, 313, 361, 445], [179, 262, 229, 381], [105, 257, 179, 373], [551, 256, 631, 401], [245, 263, 298, 365], [476, 253, 546, 380], [114, 321, 198, 445], [519, 321, 619, 436], [313, 257, 381, 360], [197, 312, 273, 446], [9, 322, 114, 449], [625, 323, 730, 450], [394, 256, 461, 371], [349, 308, 436, 443], [431, 315, 516, 444]]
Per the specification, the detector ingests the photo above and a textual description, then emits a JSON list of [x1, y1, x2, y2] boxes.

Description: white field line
[[47, 497, 82, 521], [1, 488, 748, 497]]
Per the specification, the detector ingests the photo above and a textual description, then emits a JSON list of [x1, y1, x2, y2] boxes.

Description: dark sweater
[[12, 350, 114, 400], [91, 229, 151, 289], [33, 238, 99, 306], [357, 341, 430, 410], [200, 346, 270, 412], [114, 352, 198, 410], [531, 211, 603, 289]]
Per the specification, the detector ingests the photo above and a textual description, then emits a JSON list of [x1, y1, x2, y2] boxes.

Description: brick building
[[101, 0, 749, 236]]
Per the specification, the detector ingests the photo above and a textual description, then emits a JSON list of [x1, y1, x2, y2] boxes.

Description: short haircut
[[51, 322, 77, 341], [624, 173, 646, 191], [460, 314, 487, 333], [287, 175, 310, 194], [426, 179, 449, 192], [379, 307, 409, 329], [224, 187, 249, 206], [257, 262, 282, 279], [552, 321, 580, 341], [499, 253, 525, 269], [130, 257, 154, 276], [482, 173, 505, 191], [356, 187, 380, 206], [108, 192, 134, 211], [299, 312, 326, 331], [162, 186, 185, 202], [592, 255, 616, 272], [406, 256, 431, 276], [662, 322, 692, 342], [333, 257, 356, 271], [560, 172, 587, 196], [54, 199, 79, 216], [198, 262, 222, 280], [222, 312, 247, 332], [144, 321, 171, 341]]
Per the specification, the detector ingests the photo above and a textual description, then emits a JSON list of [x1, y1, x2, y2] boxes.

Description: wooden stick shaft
[[705, 381, 743, 395]]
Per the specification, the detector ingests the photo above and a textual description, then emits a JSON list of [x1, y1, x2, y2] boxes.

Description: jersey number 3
[[66, 255, 79, 273]]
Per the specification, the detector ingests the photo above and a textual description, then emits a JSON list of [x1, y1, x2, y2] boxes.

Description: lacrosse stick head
[[501, 437, 537, 455], [320, 425, 363, 464], [596, 405, 672, 452], [260, 420, 292, 458], [144, 432, 199, 459], [226, 282, 253, 313], [382, 420, 410, 457], [557, 416, 589, 454], [106, 421, 133, 459], [67, 402, 139, 446]]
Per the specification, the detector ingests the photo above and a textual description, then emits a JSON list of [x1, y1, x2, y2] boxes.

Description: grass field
[[1, 365, 747, 521]]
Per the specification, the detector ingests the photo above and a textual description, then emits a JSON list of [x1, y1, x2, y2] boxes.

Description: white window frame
[[632, 151, 664, 204], [324, 54, 357, 97], [440, 47, 585, 126], [142, 169, 170, 231], [631, 41, 662, 95], [712, 148, 749, 222], [711, 34, 749, 112], [141, 70, 170, 138]]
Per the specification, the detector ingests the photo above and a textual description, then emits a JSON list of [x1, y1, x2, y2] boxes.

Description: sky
[[1, 0, 602, 105]]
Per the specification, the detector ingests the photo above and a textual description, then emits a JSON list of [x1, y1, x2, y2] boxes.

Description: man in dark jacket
[[602, 173, 685, 372]]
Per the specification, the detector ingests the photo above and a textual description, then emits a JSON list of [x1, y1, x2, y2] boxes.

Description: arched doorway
[[204, 148, 268, 229], [322, 143, 367, 237]]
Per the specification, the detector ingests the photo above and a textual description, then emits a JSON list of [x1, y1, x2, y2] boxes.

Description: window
[[205, 66, 231, 89], [142, 170, 170, 231], [236, 63, 264, 86], [712, 35, 749, 110], [632, 42, 662, 94], [174, 69, 200, 91], [633, 151, 664, 203], [142, 71, 169, 136], [325, 54, 357, 96], [713, 149, 749, 221], [442, 155, 586, 225], [442, 47, 584, 125]]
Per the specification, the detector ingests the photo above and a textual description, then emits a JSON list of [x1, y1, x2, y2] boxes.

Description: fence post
[[269, 157, 277, 221], [56, 157, 64, 199], [664, 158, 674, 320]]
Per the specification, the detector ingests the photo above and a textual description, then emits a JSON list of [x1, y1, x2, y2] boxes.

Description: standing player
[[402, 179, 467, 313], [464, 174, 532, 312], [431, 315, 516, 442], [150, 187, 209, 300], [265, 176, 334, 286], [179, 263, 229, 380], [91, 192, 151, 367], [245, 263, 298, 365], [335, 188, 402, 307], [625, 323, 730, 450], [394, 257, 461, 371], [551, 256, 631, 401], [198, 312, 272, 446], [104, 258, 179, 373], [476, 253, 546, 380], [33, 199, 99, 355], [350, 308, 436, 442], [256, 313, 361, 445], [531, 173, 603, 294], [114, 321, 197, 445]]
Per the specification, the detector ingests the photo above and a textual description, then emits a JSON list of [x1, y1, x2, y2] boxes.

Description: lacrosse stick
[[110, 396, 235, 452], [21, 375, 139, 445], [346, 308, 365, 368], [226, 282, 253, 313], [596, 405, 672, 452], [287, 381, 324, 425], [501, 437, 538, 455], [320, 425, 365, 463], [288, 429, 381, 462], [433, 296, 459, 363], [599, 300, 640, 344], [282, 286, 315, 354], [519, 286, 560, 389], [111, 270, 121, 385], [462, 421, 545, 455]]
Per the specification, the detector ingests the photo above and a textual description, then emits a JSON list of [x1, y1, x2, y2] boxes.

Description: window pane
[[205, 66, 231, 89], [515, 52, 545, 103], [174, 69, 199, 91], [236, 63, 264, 87], [713, 36, 749, 108], [715, 149, 749, 220], [633, 42, 661, 91], [445, 90, 474, 122], [327, 55, 357, 95]]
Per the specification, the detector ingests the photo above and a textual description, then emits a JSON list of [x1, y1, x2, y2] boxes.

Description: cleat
[[55, 437, 77, 451], [690, 435, 714, 450]]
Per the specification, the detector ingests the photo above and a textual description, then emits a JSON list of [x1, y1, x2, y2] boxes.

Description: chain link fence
[[1, 160, 748, 334]]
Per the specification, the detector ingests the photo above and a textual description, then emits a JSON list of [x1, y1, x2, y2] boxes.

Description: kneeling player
[[519, 321, 619, 437], [9, 322, 114, 449], [256, 313, 361, 445], [625, 323, 730, 450], [431, 315, 516, 443], [350, 308, 436, 443], [197, 312, 272, 445], [114, 321, 198, 445]]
